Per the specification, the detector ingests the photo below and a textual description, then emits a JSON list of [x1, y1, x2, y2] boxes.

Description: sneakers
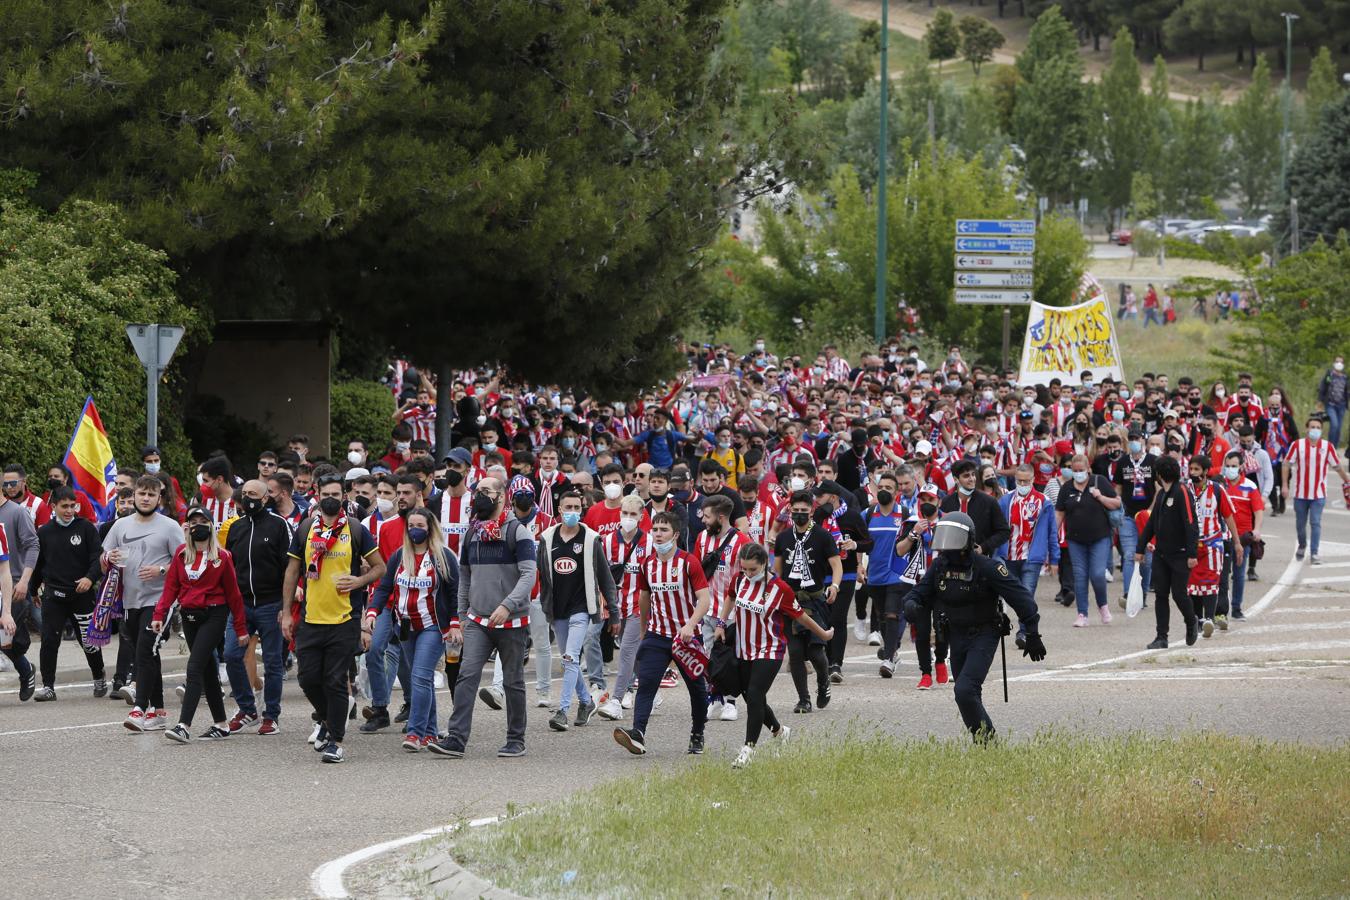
[[853, 619, 868, 641], [165, 724, 191, 743], [534, 691, 552, 709], [418, 734, 435, 751], [1215, 614, 1229, 632], [687, 733, 705, 755], [124, 708, 147, 732], [198, 725, 230, 741], [1117, 595, 1128, 610], [19, 668, 36, 702], [227, 710, 260, 734], [732, 744, 755, 769], [722, 700, 740, 720], [1311, 555, 1322, 566], [1146, 637, 1168, 650], [393, 701, 410, 723], [792, 699, 812, 714], [1295, 548, 1306, 561], [815, 684, 830, 709], [935, 662, 949, 685], [174, 684, 185, 699], [401, 735, 423, 752], [1185, 619, 1199, 646], [1099, 605, 1113, 625], [33, 686, 56, 702], [321, 742, 345, 763], [549, 709, 570, 732], [359, 708, 391, 733], [143, 709, 168, 731], [1202, 619, 1214, 639], [258, 718, 280, 736], [1247, 571, 1259, 582], [917, 673, 933, 691], [497, 741, 526, 758], [867, 631, 882, 646], [660, 670, 678, 689], [110, 682, 131, 703], [772, 724, 791, 743], [596, 698, 623, 721], [1231, 610, 1246, 621], [614, 727, 646, 755], [621, 692, 635, 710], [427, 735, 465, 758], [828, 666, 844, 684], [575, 699, 596, 726], [1103, 569, 1114, 583], [478, 685, 504, 710], [707, 700, 725, 719], [93, 678, 108, 698], [312, 723, 330, 751], [879, 658, 894, 679]]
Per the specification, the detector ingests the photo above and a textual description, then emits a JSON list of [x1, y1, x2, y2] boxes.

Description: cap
[[918, 483, 941, 498], [913, 439, 934, 456], [670, 470, 689, 484], [508, 475, 535, 499], [1018, 410, 1034, 420], [185, 505, 211, 522], [1162, 407, 1179, 419], [344, 466, 370, 481], [445, 447, 473, 466], [1127, 428, 1144, 440]]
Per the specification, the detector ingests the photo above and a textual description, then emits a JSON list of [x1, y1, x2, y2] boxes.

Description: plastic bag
[[1126, 567, 1145, 618]]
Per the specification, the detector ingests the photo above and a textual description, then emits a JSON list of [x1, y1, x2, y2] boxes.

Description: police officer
[[903, 512, 1045, 742]]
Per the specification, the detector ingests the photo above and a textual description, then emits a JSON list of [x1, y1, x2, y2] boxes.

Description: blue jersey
[[865, 508, 908, 586]]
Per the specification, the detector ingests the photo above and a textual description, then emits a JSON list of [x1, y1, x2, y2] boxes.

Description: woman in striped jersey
[[597, 494, 653, 721], [715, 543, 832, 769], [365, 509, 460, 752]]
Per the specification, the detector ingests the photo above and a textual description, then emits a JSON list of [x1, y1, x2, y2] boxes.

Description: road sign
[[954, 237, 1036, 253], [955, 254, 1035, 270], [955, 271, 1034, 288], [955, 219, 1035, 236], [126, 323, 186, 446], [954, 289, 1033, 305]]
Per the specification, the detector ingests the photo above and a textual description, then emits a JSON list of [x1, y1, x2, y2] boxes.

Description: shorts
[[1187, 539, 1223, 596]]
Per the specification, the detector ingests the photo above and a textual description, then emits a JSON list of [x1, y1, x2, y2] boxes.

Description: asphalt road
[[2, 500, 1346, 899]]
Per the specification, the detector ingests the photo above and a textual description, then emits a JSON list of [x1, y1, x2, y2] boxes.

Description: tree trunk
[[1236, 45, 1244, 65], [1198, 51, 1204, 72], [1093, 32, 1101, 51]]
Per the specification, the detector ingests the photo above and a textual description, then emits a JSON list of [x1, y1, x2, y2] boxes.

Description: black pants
[[853, 584, 882, 633], [38, 589, 105, 688], [786, 595, 829, 703], [134, 608, 166, 711], [826, 580, 856, 669], [912, 605, 949, 675], [949, 623, 1000, 740], [1212, 541, 1234, 619], [297, 619, 358, 743], [1, 599, 33, 675], [115, 607, 148, 684], [1056, 550, 1075, 605], [1152, 554, 1196, 641], [179, 605, 228, 727], [738, 657, 783, 745], [878, 583, 907, 660]]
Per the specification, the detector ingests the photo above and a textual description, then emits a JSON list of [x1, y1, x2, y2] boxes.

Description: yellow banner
[[1018, 288, 1124, 386]]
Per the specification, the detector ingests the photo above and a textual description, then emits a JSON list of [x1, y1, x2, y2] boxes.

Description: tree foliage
[[924, 9, 961, 73], [331, 379, 395, 456], [1013, 6, 1092, 205], [959, 16, 1006, 77], [1095, 28, 1150, 225], [1274, 91, 1350, 253], [1227, 55, 1282, 216]]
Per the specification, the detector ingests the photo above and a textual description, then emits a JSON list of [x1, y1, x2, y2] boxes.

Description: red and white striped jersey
[[602, 529, 653, 618], [1006, 491, 1048, 561], [727, 573, 803, 661], [1287, 438, 1341, 500], [1192, 479, 1235, 541], [439, 491, 473, 556], [1050, 402, 1074, 435], [638, 550, 709, 639], [202, 495, 240, 526], [518, 510, 555, 600], [17, 492, 49, 527], [766, 441, 817, 472], [743, 498, 779, 548], [0, 521, 8, 562], [383, 551, 446, 631], [400, 405, 436, 445], [693, 527, 751, 601]]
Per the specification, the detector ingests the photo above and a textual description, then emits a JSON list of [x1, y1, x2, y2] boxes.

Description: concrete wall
[[195, 321, 332, 458]]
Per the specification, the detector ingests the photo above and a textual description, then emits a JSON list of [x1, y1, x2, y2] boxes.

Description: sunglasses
[[258, 460, 276, 468], [1, 481, 18, 488]]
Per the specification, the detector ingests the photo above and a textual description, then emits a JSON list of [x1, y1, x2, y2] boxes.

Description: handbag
[[1240, 531, 1265, 561], [707, 628, 742, 697], [701, 530, 735, 581], [610, 534, 640, 587]]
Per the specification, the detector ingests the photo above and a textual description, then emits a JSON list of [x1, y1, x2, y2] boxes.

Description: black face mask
[[241, 496, 264, 517], [1198, 425, 1212, 437], [876, 489, 895, 507], [444, 469, 464, 488], [471, 492, 497, 520], [791, 511, 811, 527], [189, 523, 211, 542], [920, 502, 937, 518], [318, 496, 342, 517], [433, 477, 449, 492], [352, 495, 371, 514], [852, 443, 867, 453], [650, 491, 667, 503], [47, 477, 63, 491]]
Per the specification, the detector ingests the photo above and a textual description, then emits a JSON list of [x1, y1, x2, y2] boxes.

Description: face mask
[[1082, 381, 1094, 391], [620, 515, 639, 533], [471, 492, 497, 519], [1148, 446, 1163, 457], [791, 511, 811, 527], [981, 390, 994, 402], [1060, 467, 1072, 479], [144, 462, 161, 475], [561, 437, 576, 450], [1023, 396, 1035, 407], [1132, 389, 1144, 400], [437, 469, 461, 490], [654, 539, 675, 555], [613, 403, 626, 416], [919, 502, 937, 518], [1129, 441, 1143, 455], [1198, 425, 1212, 437], [241, 496, 264, 516], [343, 450, 363, 466], [1215, 388, 1227, 398], [189, 523, 211, 542], [876, 490, 894, 507], [718, 440, 732, 450], [755, 341, 765, 352], [1015, 483, 1032, 497], [788, 477, 807, 492], [1038, 463, 1054, 475], [958, 485, 974, 496], [316, 496, 341, 517], [603, 483, 623, 501], [1220, 465, 1241, 481], [1191, 474, 1205, 485], [395, 441, 411, 454], [1071, 470, 1089, 484], [194, 473, 206, 488], [408, 526, 429, 545], [745, 569, 765, 583], [595, 443, 608, 454], [985, 421, 998, 433], [1060, 398, 1072, 407], [1111, 410, 1125, 422], [561, 511, 582, 528], [650, 490, 668, 503], [376, 497, 394, 515], [1309, 428, 1323, 441], [560, 404, 574, 415], [1335, 362, 1344, 372]]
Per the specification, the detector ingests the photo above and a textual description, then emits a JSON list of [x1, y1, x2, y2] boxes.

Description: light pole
[[874, 0, 888, 344], [1280, 12, 1298, 191]]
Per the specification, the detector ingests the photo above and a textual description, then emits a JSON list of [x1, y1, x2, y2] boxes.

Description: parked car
[[1109, 228, 1133, 245]]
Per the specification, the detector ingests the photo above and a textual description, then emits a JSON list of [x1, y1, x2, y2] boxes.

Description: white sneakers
[[597, 697, 623, 720], [621, 692, 635, 710], [1099, 605, 1113, 625], [867, 631, 882, 647], [708, 700, 724, 719], [720, 701, 739, 722], [853, 619, 868, 642], [1073, 614, 1089, 627], [732, 744, 755, 769]]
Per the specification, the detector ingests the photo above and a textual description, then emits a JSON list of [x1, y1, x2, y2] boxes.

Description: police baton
[[1000, 629, 1008, 703]]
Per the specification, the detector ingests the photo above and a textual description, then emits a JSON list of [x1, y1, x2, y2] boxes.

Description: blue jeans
[[1006, 560, 1041, 639], [1068, 536, 1112, 614], [1118, 515, 1153, 597], [583, 618, 606, 692], [1293, 497, 1326, 555], [224, 601, 285, 720], [366, 608, 411, 709], [404, 627, 443, 739], [1143, 308, 1160, 327], [1326, 404, 1345, 447], [553, 612, 593, 713]]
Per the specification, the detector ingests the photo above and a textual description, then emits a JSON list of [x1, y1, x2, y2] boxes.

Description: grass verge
[[448, 730, 1348, 898], [1114, 317, 1236, 384]]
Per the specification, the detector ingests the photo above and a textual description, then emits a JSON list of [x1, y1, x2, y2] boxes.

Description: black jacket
[[939, 490, 1011, 557], [833, 447, 880, 493], [1139, 481, 1199, 559], [225, 510, 293, 605], [32, 518, 103, 596], [903, 554, 1040, 632]]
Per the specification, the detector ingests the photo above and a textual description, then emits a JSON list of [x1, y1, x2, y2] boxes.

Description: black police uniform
[[904, 554, 1040, 740]]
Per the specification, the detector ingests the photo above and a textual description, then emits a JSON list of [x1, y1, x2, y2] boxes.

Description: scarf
[[307, 511, 348, 580], [1008, 493, 1043, 557], [472, 508, 508, 542], [185, 547, 210, 582]]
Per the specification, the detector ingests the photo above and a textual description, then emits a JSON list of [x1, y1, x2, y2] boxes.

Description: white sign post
[[953, 219, 1036, 368], [126, 324, 186, 447]]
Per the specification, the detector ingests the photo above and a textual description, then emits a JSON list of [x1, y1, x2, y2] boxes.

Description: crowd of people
[[0, 341, 1346, 765]]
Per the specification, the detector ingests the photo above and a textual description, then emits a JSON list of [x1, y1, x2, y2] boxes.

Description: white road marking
[[312, 816, 499, 899], [1298, 575, 1350, 586], [1287, 592, 1350, 599], [1245, 549, 1305, 618], [1302, 561, 1350, 569], [0, 721, 124, 737], [1271, 606, 1350, 613]]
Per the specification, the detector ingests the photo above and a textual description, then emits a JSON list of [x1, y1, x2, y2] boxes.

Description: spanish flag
[[62, 396, 118, 518]]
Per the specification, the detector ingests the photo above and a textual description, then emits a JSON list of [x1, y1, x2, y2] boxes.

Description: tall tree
[[1228, 55, 1283, 216], [1013, 7, 1092, 205], [1303, 46, 1345, 132], [959, 16, 1006, 77], [1274, 93, 1350, 253], [1163, 95, 1231, 216], [1095, 28, 1150, 226], [924, 9, 962, 74]]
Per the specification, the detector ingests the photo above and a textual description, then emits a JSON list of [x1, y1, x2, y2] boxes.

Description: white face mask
[[196, 472, 207, 487], [1335, 362, 1345, 372], [376, 497, 394, 515], [620, 515, 639, 533], [603, 483, 623, 500], [347, 450, 364, 465], [788, 477, 807, 492], [144, 462, 161, 474], [1222, 466, 1240, 481], [985, 421, 998, 433], [1148, 446, 1163, 457]]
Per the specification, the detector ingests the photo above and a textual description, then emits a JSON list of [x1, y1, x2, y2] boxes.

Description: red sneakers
[[123, 708, 146, 732], [917, 673, 933, 690], [258, 718, 280, 736], [935, 662, 949, 685], [227, 710, 260, 734]]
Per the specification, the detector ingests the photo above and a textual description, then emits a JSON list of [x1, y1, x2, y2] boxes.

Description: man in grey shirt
[[102, 476, 184, 722], [0, 479, 38, 700]]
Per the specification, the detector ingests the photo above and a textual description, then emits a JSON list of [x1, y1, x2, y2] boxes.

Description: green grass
[[443, 730, 1349, 898], [1114, 316, 1237, 384]]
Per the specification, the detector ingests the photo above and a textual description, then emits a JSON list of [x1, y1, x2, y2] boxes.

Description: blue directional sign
[[954, 237, 1036, 254], [955, 219, 1036, 236]]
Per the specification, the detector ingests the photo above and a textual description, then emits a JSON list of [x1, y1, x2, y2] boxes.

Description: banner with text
[[1018, 287, 1124, 386]]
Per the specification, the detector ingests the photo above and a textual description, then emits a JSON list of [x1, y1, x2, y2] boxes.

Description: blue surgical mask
[[1015, 484, 1032, 497], [561, 437, 576, 449], [654, 539, 675, 555], [561, 511, 581, 528], [1129, 441, 1143, 455], [1072, 470, 1089, 484], [957, 485, 974, 496]]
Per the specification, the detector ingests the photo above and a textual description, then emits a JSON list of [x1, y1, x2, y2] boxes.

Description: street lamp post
[[1280, 12, 1298, 191], [874, 0, 888, 344]]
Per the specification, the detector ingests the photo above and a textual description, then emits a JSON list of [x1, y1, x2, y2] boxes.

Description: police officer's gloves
[[903, 597, 922, 621], [1021, 632, 1046, 662]]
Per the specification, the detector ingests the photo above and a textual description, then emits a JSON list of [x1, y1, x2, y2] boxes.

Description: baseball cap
[[918, 483, 941, 498], [185, 505, 211, 522], [444, 447, 473, 466], [343, 466, 370, 481], [913, 439, 934, 456]]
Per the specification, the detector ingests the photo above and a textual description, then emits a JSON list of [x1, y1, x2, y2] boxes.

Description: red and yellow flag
[[62, 396, 118, 517]]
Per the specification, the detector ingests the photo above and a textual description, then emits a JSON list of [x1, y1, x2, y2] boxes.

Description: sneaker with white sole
[[1073, 614, 1089, 628], [124, 708, 147, 732], [174, 684, 185, 699], [311, 723, 330, 751], [879, 658, 894, 678], [143, 709, 167, 731], [33, 686, 56, 702], [707, 700, 724, 719], [19, 668, 36, 702], [1098, 605, 1113, 625], [1104, 569, 1114, 583], [92, 679, 108, 698], [614, 727, 646, 755], [1202, 618, 1214, 639], [597, 698, 623, 720], [165, 724, 191, 743], [1215, 614, 1228, 632], [321, 742, 345, 763], [867, 631, 882, 647], [479, 685, 505, 710], [621, 692, 635, 710], [720, 701, 739, 721], [111, 683, 135, 704], [773, 724, 791, 743], [660, 670, 678, 689], [258, 718, 280, 736], [853, 619, 868, 642], [227, 710, 260, 734], [535, 692, 552, 709], [198, 725, 230, 741], [732, 744, 755, 769]]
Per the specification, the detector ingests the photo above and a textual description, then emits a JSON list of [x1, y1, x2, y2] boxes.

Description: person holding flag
[[60, 397, 119, 523]]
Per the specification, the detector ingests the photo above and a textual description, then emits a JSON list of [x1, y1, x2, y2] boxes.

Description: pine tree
[[1228, 55, 1283, 216]]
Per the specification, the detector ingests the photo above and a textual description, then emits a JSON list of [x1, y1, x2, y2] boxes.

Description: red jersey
[[743, 498, 778, 548], [438, 491, 473, 556], [693, 527, 751, 601], [1287, 438, 1340, 500], [18, 492, 50, 527], [583, 502, 650, 538], [1221, 478, 1264, 536], [1192, 479, 1235, 542], [638, 550, 709, 639], [43, 490, 96, 523], [375, 550, 456, 632], [602, 529, 653, 618], [727, 572, 803, 661], [400, 405, 437, 445], [200, 495, 240, 527], [369, 513, 406, 563]]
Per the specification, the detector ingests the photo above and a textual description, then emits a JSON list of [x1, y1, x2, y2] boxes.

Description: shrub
[[332, 379, 395, 455]]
